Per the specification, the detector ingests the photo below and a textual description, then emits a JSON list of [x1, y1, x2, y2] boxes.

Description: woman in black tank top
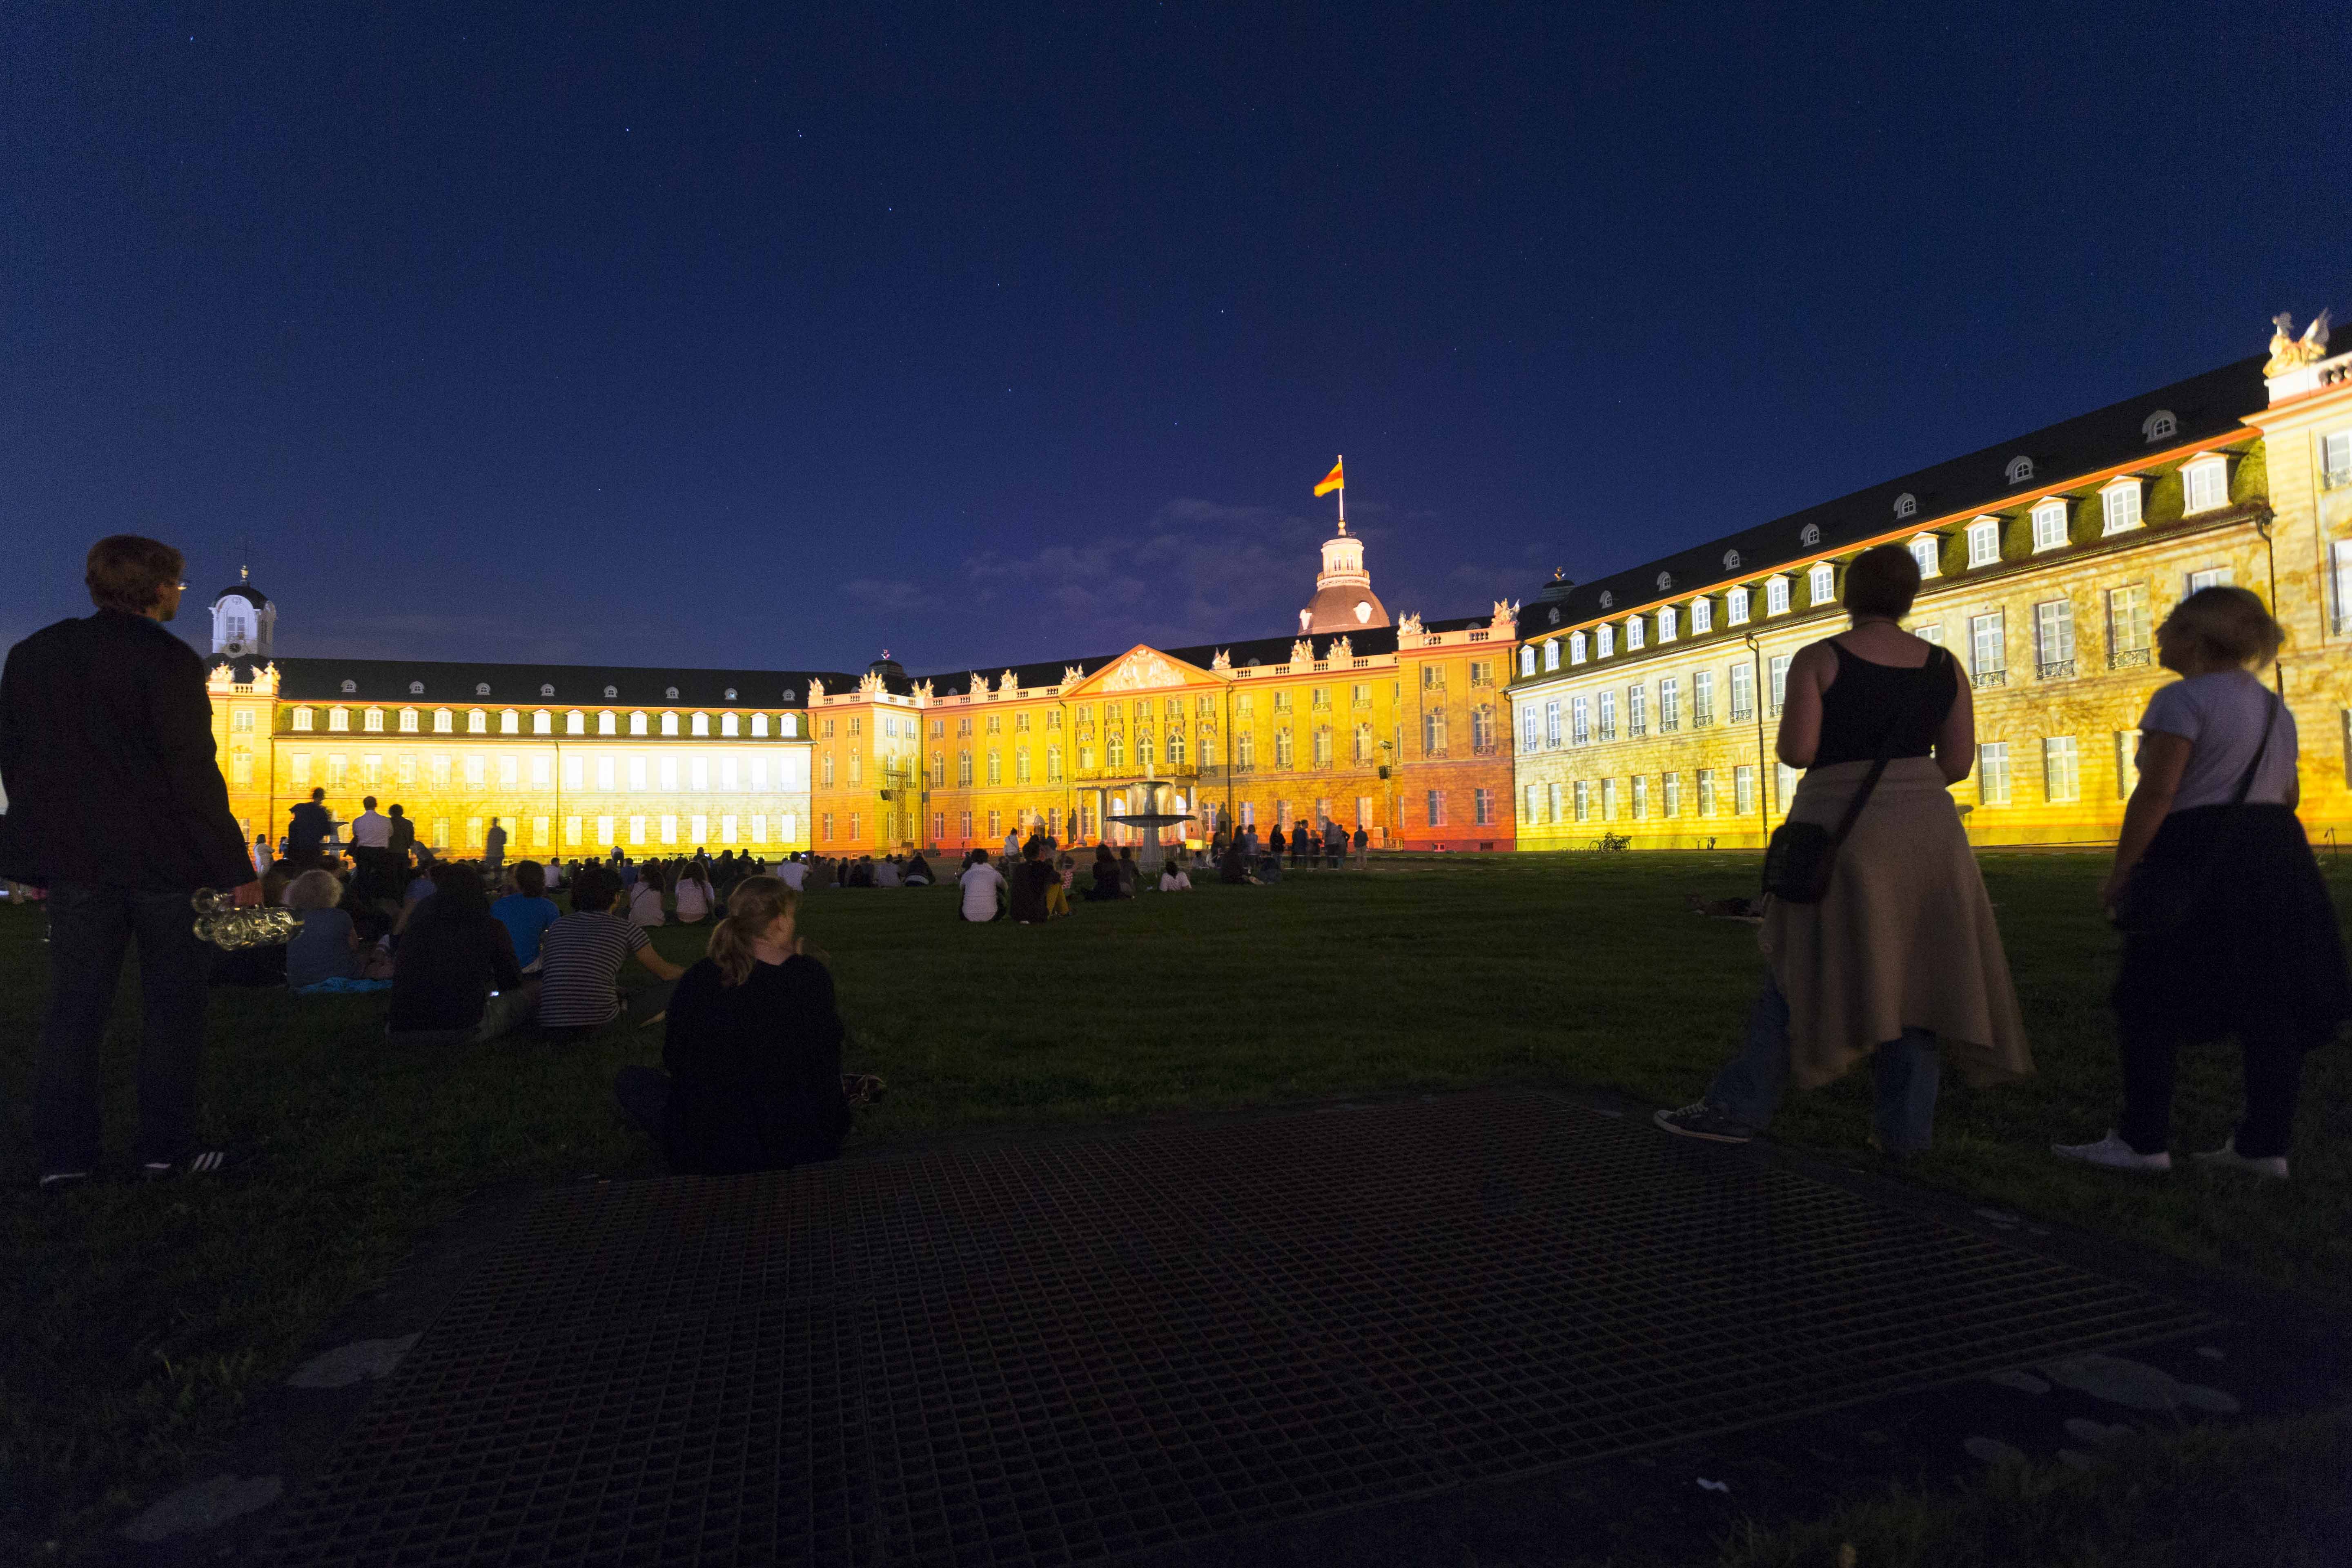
[[1657, 544, 2027, 1158]]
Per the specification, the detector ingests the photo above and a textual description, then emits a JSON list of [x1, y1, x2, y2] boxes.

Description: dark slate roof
[[205, 656, 857, 707], [895, 613, 1497, 695], [211, 582, 270, 608], [1517, 353, 2267, 639]]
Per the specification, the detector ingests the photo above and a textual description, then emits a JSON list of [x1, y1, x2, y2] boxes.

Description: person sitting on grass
[[491, 860, 562, 971], [1217, 841, 1257, 884], [958, 846, 1007, 922], [1085, 844, 1122, 902], [1158, 859, 1193, 892], [673, 859, 715, 924], [1116, 846, 1140, 896], [903, 851, 931, 887], [627, 864, 667, 927], [536, 864, 686, 1041], [1008, 840, 1061, 924], [1048, 853, 1074, 917], [285, 869, 370, 991], [388, 864, 534, 1044], [612, 876, 853, 1175]]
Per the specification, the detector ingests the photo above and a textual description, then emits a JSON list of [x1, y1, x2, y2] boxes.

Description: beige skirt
[[1760, 757, 2033, 1091]]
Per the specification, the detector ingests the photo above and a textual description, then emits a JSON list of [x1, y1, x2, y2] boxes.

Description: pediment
[[1066, 645, 1221, 697]]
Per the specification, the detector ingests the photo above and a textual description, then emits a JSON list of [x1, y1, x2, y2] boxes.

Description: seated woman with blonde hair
[[612, 876, 852, 1174]]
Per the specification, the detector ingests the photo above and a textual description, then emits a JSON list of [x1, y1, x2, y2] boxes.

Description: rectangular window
[[1597, 690, 1617, 742], [986, 809, 1000, 838], [1522, 705, 1540, 752], [1808, 562, 1836, 605], [1775, 762, 1800, 812], [2114, 731, 2140, 799], [1545, 780, 1560, 822], [848, 812, 860, 840], [1663, 772, 1680, 817], [821, 813, 834, 842], [2101, 483, 2143, 535], [2042, 736, 2080, 803], [1600, 777, 1617, 820], [2188, 567, 2232, 594], [1570, 696, 1590, 746], [2035, 599, 2076, 677], [1970, 612, 2007, 680], [1696, 768, 1715, 817], [596, 814, 614, 846], [1729, 663, 1755, 722], [292, 708, 314, 732], [325, 754, 347, 787], [1765, 577, 1791, 615], [1967, 518, 2000, 567], [1544, 700, 1561, 748], [1625, 617, 1645, 651], [1657, 605, 1677, 641], [660, 814, 677, 845], [566, 816, 582, 845], [628, 815, 646, 845], [327, 707, 349, 733], [1597, 625, 1615, 658], [2031, 501, 2067, 552], [1910, 537, 1940, 579], [1526, 782, 1540, 822], [1978, 742, 2011, 806], [958, 811, 972, 840], [2184, 460, 2227, 514], [290, 753, 310, 786], [1630, 776, 1646, 819], [2323, 430, 2352, 489], [466, 817, 483, 850], [432, 819, 449, 849], [1626, 685, 1646, 737], [1474, 788, 1493, 826], [1424, 790, 1442, 827], [1768, 655, 1791, 715], [362, 707, 383, 733], [1733, 764, 1755, 817], [1572, 780, 1589, 822], [1693, 670, 1714, 727], [1658, 677, 1680, 733]]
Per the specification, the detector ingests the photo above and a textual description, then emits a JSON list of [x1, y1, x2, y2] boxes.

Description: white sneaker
[[2192, 1138, 2289, 1180], [2052, 1132, 2172, 1173]]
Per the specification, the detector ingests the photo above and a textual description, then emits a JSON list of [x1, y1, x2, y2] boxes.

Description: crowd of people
[[4, 534, 2345, 1193]]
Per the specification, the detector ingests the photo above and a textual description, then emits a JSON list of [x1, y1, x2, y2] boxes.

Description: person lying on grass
[[612, 876, 853, 1175]]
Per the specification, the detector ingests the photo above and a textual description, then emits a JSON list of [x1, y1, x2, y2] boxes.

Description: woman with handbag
[[2054, 588, 2348, 1178], [1657, 544, 2031, 1155]]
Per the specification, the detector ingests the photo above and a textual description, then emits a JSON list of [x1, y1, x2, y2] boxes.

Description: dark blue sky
[[3, 3, 2345, 675]]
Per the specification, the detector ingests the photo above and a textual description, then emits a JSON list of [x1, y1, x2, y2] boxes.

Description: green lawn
[[4, 853, 2349, 1555]]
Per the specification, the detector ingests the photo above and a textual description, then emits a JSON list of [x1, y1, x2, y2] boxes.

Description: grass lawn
[[4, 852, 2350, 1555]]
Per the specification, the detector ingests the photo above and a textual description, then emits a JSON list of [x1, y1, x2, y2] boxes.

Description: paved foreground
[[255, 1091, 2213, 1566]]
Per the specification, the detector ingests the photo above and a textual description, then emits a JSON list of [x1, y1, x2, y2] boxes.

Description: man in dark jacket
[[0, 537, 258, 1189], [287, 788, 332, 870]]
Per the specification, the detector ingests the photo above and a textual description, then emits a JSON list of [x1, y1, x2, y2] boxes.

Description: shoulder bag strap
[[1826, 646, 1952, 850], [2225, 690, 2281, 811]]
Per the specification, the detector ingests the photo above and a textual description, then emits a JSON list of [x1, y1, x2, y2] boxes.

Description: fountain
[[1098, 780, 1197, 878]]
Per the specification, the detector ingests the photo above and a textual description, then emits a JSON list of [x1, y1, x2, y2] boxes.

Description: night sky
[[3, 4, 2345, 677]]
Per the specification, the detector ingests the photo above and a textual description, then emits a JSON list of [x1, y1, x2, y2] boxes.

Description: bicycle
[[1587, 832, 1631, 852]]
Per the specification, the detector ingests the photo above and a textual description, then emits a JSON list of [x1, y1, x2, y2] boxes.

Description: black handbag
[[2112, 693, 2278, 935], [1761, 648, 1951, 904]]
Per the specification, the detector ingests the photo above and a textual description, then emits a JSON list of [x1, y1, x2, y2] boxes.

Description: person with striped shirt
[[537, 865, 683, 1040]]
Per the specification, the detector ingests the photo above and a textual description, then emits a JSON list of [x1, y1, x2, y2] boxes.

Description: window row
[[278, 751, 813, 793], [290, 705, 802, 738], [1525, 767, 1763, 824]]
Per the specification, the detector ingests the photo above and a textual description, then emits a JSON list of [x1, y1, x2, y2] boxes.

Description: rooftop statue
[[1396, 611, 1423, 636], [2267, 310, 2332, 377]]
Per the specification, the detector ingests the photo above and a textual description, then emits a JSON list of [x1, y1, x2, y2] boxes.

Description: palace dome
[[1300, 581, 1389, 635]]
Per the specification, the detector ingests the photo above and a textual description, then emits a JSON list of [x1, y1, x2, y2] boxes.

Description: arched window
[[2142, 410, 2177, 443], [1596, 624, 1615, 658], [2006, 455, 2034, 485], [1690, 597, 1713, 635], [1544, 639, 1561, 670], [1658, 604, 1678, 641], [1625, 616, 1645, 651], [1167, 729, 1187, 766], [1808, 562, 1836, 605], [1520, 645, 1537, 676], [1909, 535, 1940, 579], [1136, 732, 1155, 770], [1765, 577, 1791, 615], [1106, 733, 1125, 769], [1568, 632, 1587, 664]]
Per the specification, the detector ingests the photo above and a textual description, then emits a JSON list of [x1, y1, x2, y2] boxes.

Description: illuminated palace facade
[[200, 318, 2352, 861], [1508, 320, 2352, 850]]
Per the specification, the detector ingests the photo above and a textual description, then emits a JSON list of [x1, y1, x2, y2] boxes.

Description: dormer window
[[1726, 586, 1751, 626], [1967, 517, 2001, 568], [659, 712, 678, 736], [498, 710, 517, 734], [1624, 616, 1645, 651], [630, 712, 648, 736], [540, 684, 555, 698], [1658, 604, 1678, 641], [1909, 535, 1940, 579], [1765, 576, 1791, 616], [1543, 639, 1561, 671], [292, 707, 314, 732], [474, 683, 491, 697], [409, 681, 424, 695], [751, 713, 769, 737], [468, 708, 488, 735], [1893, 492, 1918, 520], [2183, 455, 2229, 514], [1569, 632, 1587, 664], [1690, 597, 1713, 635], [567, 710, 585, 735], [721, 713, 739, 736], [1596, 624, 1615, 658], [2100, 477, 2144, 535], [2006, 455, 2034, 486], [599, 711, 617, 735], [1807, 562, 1836, 606], [363, 706, 384, 733], [399, 707, 420, 733], [434, 708, 454, 733], [327, 706, 350, 732], [2031, 499, 2069, 552], [2143, 410, 2177, 443], [1520, 645, 1537, 677], [532, 710, 551, 735]]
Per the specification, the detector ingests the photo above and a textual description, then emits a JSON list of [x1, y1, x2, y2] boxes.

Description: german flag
[[1313, 457, 1344, 496]]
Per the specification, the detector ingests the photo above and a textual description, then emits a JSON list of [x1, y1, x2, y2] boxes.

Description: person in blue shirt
[[490, 860, 562, 971]]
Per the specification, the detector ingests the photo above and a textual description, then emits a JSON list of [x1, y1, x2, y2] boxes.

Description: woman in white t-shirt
[[673, 863, 715, 924], [627, 865, 668, 927], [2056, 587, 2350, 1180], [1157, 863, 1192, 892]]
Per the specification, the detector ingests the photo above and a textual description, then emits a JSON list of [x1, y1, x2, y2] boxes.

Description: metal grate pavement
[[261, 1091, 2209, 1566]]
